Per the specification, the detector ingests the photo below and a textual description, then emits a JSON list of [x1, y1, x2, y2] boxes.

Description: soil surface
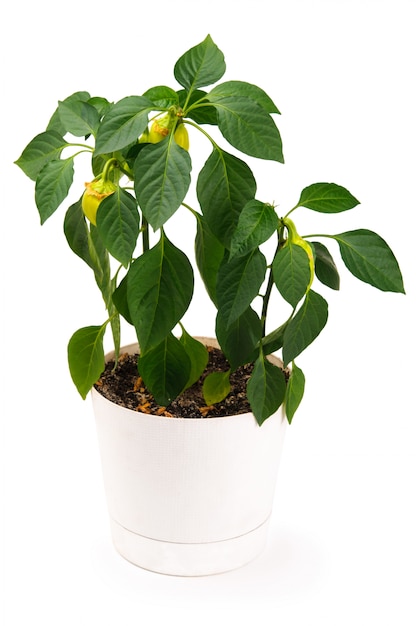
[[95, 346, 260, 418]]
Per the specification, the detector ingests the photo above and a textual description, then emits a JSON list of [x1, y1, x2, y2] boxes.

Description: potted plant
[[15, 35, 405, 576]]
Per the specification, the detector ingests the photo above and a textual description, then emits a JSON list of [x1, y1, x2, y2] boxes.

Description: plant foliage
[[15, 35, 405, 424]]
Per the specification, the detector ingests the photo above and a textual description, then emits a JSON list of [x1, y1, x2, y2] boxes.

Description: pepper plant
[[15, 35, 405, 424]]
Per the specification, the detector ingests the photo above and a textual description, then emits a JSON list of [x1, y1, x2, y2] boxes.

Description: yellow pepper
[[174, 123, 189, 150], [82, 178, 117, 226], [139, 112, 189, 150]]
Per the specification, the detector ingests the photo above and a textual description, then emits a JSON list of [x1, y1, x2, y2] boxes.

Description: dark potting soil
[[95, 346, 260, 419]]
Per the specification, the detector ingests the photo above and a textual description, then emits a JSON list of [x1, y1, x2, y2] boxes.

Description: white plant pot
[[92, 340, 287, 576]]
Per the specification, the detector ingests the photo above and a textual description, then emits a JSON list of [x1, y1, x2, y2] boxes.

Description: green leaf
[[15, 131, 67, 181], [197, 149, 257, 247], [311, 241, 340, 290], [57, 99, 100, 137], [64, 198, 94, 270], [67, 325, 106, 399], [296, 183, 359, 213], [47, 91, 91, 134], [88, 96, 112, 118], [217, 249, 267, 329], [138, 334, 191, 406], [246, 355, 287, 426], [35, 158, 74, 224], [216, 306, 262, 370], [205, 95, 284, 162], [203, 370, 231, 406], [208, 80, 280, 114], [94, 95, 154, 154], [96, 188, 139, 267], [142, 86, 179, 108], [230, 200, 278, 258], [282, 290, 329, 366], [272, 243, 312, 307], [195, 214, 225, 305], [134, 138, 192, 230], [334, 229, 405, 293], [174, 34, 226, 92], [126, 233, 194, 353], [285, 363, 305, 424], [179, 329, 209, 388]]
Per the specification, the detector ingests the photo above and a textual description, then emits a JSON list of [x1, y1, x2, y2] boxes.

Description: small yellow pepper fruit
[[82, 178, 117, 226], [139, 112, 189, 151], [174, 124, 189, 151]]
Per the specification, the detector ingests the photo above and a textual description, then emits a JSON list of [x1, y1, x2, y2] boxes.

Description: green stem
[[301, 233, 336, 240], [142, 216, 149, 253], [102, 157, 118, 182], [183, 119, 220, 150], [181, 201, 200, 217], [67, 143, 94, 151], [283, 205, 300, 219]]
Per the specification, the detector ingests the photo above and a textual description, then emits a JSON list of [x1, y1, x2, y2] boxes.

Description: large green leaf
[[246, 355, 287, 426], [285, 362, 305, 424], [96, 188, 139, 267], [208, 80, 280, 114], [217, 249, 267, 329], [138, 334, 191, 406], [67, 325, 106, 399], [126, 233, 194, 353], [205, 94, 284, 162], [311, 241, 340, 290], [272, 243, 312, 307], [296, 183, 359, 213], [94, 95, 154, 154], [195, 214, 225, 305], [216, 306, 262, 370], [282, 290, 329, 366], [134, 138, 192, 230], [35, 158, 74, 224], [334, 229, 405, 293], [230, 200, 278, 258], [174, 34, 225, 92], [14, 131, 67, 181], [64, 198, 94, 270], [57, 98, 100, 137], [197, 149, 257, 247]]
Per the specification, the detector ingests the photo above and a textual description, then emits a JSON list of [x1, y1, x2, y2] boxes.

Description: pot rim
[[92, 338, 286, 422]]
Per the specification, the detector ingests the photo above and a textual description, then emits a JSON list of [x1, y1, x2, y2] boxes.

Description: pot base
[[110, 515, 271, 577]]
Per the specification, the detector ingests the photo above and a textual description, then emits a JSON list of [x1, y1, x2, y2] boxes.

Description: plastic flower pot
[[92, 339, 287, 576]]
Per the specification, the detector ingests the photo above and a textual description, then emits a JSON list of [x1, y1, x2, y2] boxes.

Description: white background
[[2, 0, 415, 624]]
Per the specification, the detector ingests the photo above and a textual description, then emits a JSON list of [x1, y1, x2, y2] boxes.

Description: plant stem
[[182, 201, 200, 217], [183, 119, 220, 150], [102, 157, 118, 182], [142, 216, 149, 253], [301, 233, 336, 240]]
